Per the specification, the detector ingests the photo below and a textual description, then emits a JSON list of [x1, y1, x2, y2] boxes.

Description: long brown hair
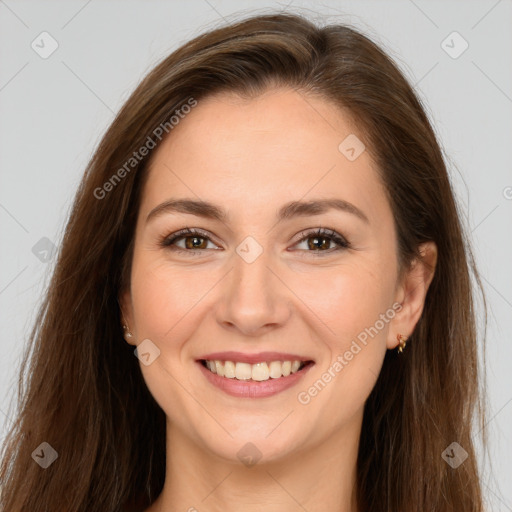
[[0, 12, 488, 511]]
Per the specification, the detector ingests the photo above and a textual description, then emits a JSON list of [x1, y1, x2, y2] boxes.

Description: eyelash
[[160, 227, 350, 256]]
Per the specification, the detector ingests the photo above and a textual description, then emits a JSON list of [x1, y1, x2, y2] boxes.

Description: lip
[[196, 359, 315, 399], [197, 351, 314, 365]]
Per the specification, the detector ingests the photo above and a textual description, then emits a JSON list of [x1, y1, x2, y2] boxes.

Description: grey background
[[0, 0, 511, 509]]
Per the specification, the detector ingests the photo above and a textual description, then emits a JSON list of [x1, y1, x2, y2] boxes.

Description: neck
[[147, 412, 363, 512]]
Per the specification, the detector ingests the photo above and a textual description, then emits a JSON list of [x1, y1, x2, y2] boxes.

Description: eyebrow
[[146, 197, 370, 225]]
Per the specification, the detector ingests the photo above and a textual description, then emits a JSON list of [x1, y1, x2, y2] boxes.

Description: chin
[[195, 414, 313, 467]]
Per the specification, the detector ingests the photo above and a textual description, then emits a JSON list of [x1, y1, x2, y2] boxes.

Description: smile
[[196, 352, 315, 398], [201, 359, 311, 381]]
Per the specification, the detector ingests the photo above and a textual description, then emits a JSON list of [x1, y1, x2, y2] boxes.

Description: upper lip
[[197, 351, 314, 364]]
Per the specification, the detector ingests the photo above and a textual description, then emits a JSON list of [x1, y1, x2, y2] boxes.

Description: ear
[[119, 287, 137, 346], [387, 241, 438, 350]]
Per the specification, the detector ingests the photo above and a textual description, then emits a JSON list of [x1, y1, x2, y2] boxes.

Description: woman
[[0, 11, 487, 512]]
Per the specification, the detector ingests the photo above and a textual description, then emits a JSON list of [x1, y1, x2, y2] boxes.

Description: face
[[121, 87, 433, 464]]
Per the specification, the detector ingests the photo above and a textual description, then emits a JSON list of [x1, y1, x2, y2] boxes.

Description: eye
[[160, 227, 219, 254], [292, 227, 350, 255], [160, 227, 350, 256]]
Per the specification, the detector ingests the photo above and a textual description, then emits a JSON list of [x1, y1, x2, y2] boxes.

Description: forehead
[[140, 88, 390, 227]]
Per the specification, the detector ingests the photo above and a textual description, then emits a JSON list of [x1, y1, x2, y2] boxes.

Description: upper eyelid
[[162, 228, 215, 245]]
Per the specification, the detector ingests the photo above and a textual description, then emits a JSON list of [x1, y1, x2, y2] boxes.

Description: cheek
[[335, 273, 391, 341], [130, 255, 210, 343], [293, 262, 394, 424], [128, 256, 211, 425], [291, 258, 395, 346]]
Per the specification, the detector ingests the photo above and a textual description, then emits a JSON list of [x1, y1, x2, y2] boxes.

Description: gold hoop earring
[[397, 333, 408, 353]]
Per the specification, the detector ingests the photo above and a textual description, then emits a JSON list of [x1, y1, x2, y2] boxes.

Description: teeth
[[215, 360, 225, 377], [203, 359, 306, 381], [269, 361, 282, 379], [235, 362, 252, 380], [223, 360, 236, 379], [252, 362, 269, 381]]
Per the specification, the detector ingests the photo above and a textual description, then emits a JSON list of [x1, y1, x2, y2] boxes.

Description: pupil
[[186, 236, 204, 249], [310, 236, 328, 250]]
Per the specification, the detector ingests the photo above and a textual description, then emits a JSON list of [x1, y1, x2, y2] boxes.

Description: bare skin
[[120, 87, 437, 512]]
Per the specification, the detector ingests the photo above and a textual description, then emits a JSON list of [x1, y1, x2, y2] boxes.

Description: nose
[[216, 248, 292, 337]]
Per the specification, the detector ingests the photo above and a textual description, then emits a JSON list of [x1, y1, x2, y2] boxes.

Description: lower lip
[[197, 361, 314, 398]]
